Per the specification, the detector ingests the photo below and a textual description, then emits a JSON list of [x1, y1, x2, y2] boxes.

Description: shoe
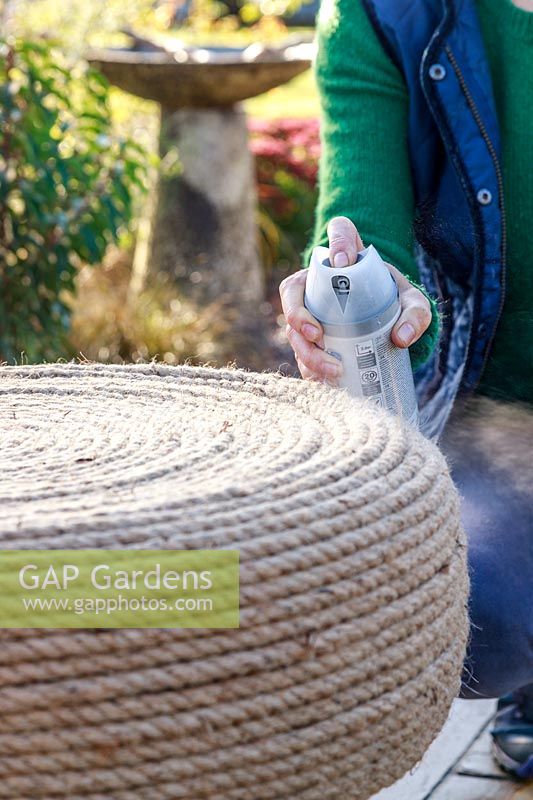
[[491, 695, 533, 779]]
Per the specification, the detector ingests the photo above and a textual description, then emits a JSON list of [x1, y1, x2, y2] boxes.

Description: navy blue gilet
[[361, 0, 506, 438]]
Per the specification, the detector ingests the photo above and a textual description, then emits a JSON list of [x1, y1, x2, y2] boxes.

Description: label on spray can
[[323, 309, 418, 424], [304, 245, 418, 425]]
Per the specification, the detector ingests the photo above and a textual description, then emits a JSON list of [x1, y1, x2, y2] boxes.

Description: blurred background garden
[[0, 0, 321, 371]]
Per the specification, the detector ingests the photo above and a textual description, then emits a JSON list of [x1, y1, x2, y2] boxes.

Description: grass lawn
[[245, 69, 319, 118]]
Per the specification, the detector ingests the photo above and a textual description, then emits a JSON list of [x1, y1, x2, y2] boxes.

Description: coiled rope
[[0, 363, 469, 800]]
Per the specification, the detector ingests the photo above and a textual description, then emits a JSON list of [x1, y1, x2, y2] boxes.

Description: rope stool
[[0, 363, 469, 800]]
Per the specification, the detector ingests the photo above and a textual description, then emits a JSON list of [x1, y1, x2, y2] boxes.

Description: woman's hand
[[279, 216, 433, 382]]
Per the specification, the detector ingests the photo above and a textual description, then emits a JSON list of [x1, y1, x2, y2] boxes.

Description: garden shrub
[[248, 117, 319, 273], [0, 38, 147, 363]]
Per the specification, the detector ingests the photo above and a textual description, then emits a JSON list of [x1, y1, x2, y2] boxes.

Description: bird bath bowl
[[87, 41, 312, 109], [87, 39, 313, 312]]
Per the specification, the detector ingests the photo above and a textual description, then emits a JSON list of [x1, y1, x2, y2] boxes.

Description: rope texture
[[0, 362, 469, 800]]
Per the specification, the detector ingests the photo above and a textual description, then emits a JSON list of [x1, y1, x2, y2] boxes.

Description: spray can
[[304, 245, 418, 425]]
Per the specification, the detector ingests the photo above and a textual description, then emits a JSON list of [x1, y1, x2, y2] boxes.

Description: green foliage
[[0, 38, 147, 363], [2, 0, 156, 56], [2, 0, 307, 46]]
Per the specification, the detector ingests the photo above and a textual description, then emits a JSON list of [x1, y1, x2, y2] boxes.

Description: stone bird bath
[[87, 38, 313, 313]]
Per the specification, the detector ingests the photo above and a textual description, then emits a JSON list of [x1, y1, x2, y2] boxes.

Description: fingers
[[386, 264, 432, 347], [280, 220, 432, 384], [279, 269, 341, 383], [327, 216, 364, 268], [279, 269, 323, 345], [295, 357, 324, 383], [286, 325, 343, 382], [296, 355, 338, 385]]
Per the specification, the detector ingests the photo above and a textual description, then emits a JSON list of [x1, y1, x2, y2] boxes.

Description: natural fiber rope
[[0, 362, 469, 800]]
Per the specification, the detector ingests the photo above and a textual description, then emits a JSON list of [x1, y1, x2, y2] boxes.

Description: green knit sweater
[[308, 0, 533, 403]]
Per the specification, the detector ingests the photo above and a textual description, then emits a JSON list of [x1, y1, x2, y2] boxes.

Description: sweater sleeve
[[305, 0, 440, 369]]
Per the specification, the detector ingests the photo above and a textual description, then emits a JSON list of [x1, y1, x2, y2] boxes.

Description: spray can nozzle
[[305, 245, 398, 325]]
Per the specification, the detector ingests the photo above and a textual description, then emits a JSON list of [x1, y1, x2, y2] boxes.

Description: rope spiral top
[[0, 362, 469, 800]]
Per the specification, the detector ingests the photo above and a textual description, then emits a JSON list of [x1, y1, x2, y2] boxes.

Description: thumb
[[327, 216, 364, 268]]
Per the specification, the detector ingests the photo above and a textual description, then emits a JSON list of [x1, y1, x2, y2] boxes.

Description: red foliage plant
[[248, 117, 319, 218]]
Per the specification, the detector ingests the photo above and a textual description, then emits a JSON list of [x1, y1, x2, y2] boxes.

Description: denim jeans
[[439, 395, 533, 709]]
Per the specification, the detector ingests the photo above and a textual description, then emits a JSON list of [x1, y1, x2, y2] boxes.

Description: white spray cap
[[304, 244, 398, 326]]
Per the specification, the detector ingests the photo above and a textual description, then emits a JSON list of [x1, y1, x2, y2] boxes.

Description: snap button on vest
[[429, 63, 446, 80], [477, 188, 493, 205]]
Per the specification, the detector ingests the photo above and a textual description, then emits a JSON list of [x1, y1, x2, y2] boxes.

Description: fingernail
[[325, 362, 342, 378], [302, 323, 319, 340], [333, 251, 349, 268], [397, 322, 416, 346]]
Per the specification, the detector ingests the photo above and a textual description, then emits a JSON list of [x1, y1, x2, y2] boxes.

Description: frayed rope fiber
[[0, 363, 469, 800]]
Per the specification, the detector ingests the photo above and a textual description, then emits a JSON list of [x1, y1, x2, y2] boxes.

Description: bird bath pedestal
[[88, 43, 312, 313]]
